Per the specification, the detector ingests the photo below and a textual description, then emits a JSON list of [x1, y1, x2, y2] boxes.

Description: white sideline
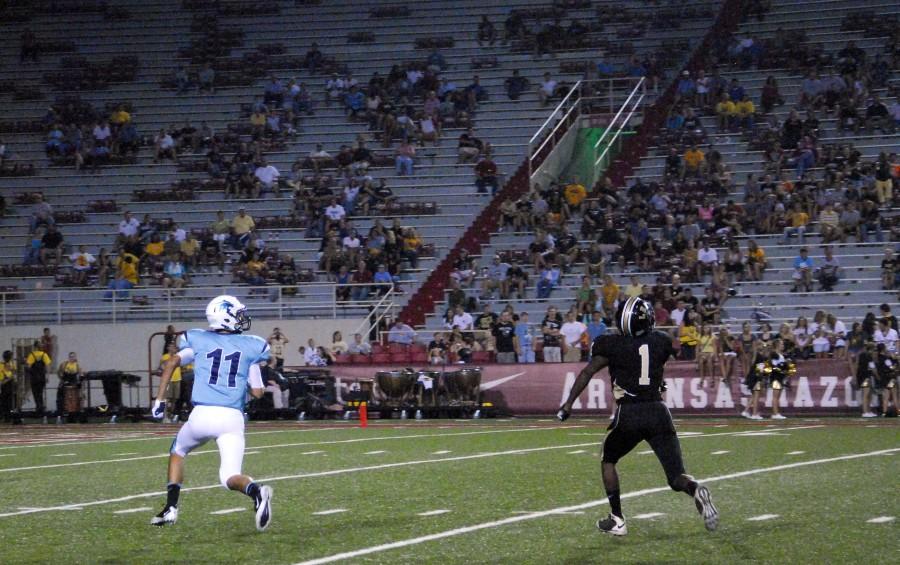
[[0, 426, 576, 474], [0, 425, 823, 518], [293, 447, 900, 565]]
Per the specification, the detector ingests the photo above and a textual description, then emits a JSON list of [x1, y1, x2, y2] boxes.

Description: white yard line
[[113, 507, 151, 515], [0, 427, 347, 450], [0, 425, 827, 518], [786, 451, 806, 455], [866, 516, 895, 523], [0, 427, 577, 474], [291, 446, 900, 565], [49, 453, 76, 457], [312, 509, 348, 516], [632, 512, 666, 519], [567, 450, 587, 454], [432, 450, 452, 455], [747, 514, 780, 521], [511, 511, 584, 515], [210, 507, 246, 515], [364, 450, 386, 455], [711, 450, 730, 455], [418, 510, 451, 516]]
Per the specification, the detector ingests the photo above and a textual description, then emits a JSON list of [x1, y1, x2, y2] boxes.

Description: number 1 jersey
[[179, 329, 270, 410], [591, 330, 675, 401]]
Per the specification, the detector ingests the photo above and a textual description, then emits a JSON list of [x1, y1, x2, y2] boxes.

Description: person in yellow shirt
[[564, 176, 588, 213], [180, 233, 200, 271], [715, 94, 736, 131], [160, 342, 183, 423], [678, 313, 700, 360], [746, 239, 767, 281], [109, 105, 131, 126], [56, 352, 83, 420], [683, 145, 705, 178], [735, 95, 755, 128], [25, 342, 51, 417], [1, 350, 17, 422], [600, 275, 620, 318], [624, 275, 643, 298], [232, 208, 255, 248], [401, 228, 423, 269], [782, 202, 809, 244], [106, 251, 140, 299]]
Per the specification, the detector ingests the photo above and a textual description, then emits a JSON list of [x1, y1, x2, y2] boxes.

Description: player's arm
[[248, 363, 265, 399], [557, 353, 609, 421], [152, 348, 194, 419]]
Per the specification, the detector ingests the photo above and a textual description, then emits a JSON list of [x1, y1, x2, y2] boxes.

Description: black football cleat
[[150, 505, 178, 526]]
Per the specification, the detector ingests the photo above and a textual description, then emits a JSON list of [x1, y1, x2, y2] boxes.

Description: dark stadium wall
[[329, 360, 869, 416]]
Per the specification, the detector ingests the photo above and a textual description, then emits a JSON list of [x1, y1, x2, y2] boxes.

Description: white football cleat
[[150, 505, 178, 526], [749, 414, 763, 420], [740, 410, 752, 419], [770, 413, 786, 420], [596, 513, 627, 536], [255, 485, 273, 531], [861, 412, 877, 418], [694, 485, 719, 532]]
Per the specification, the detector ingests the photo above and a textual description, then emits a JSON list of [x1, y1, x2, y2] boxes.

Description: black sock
[[244, 481, 261, 501], [166, 483, 181, 509], [607, 490, 623, 519]]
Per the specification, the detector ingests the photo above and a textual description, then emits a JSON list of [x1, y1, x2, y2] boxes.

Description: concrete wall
[[1, 317, 365, 410]]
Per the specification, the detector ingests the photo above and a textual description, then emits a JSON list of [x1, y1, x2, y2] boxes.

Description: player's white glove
[[151, 400, 166, 420], [557, 407, 570, 422]]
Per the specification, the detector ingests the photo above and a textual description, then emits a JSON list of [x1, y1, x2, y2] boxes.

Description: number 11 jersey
[[179, 329, 270, 410]]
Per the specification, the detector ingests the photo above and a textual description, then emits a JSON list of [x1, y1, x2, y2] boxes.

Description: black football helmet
[[615, 296, 655, 337]]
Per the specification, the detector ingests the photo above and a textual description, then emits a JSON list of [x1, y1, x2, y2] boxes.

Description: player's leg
[[772, 383, 784, 419], [645, 404, 718, 531], [152, 417, 208, 526], [596, 405, 641, 535], [216, 420, 273, 531], [862, 385, 874, 417]]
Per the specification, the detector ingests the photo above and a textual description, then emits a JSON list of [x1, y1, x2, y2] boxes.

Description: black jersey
[[592, 330, 675, 401]]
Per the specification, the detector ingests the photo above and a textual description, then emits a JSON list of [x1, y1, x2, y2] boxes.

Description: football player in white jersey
[[150, 295, 273, 531]]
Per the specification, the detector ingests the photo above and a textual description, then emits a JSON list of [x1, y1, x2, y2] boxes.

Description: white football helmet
[[206, 295, 251, 333]]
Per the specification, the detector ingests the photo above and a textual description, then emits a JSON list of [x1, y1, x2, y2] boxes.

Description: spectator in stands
[[541, 307, 563, 363], [39, 225, 63, 266], [474, 153, 499, 195], [303, 42, 324, 74], [865, 95, 890, 133], [230, 208, 255, 249], [254, 159, 280, 195], [782, 202, 809, 244], [29, 193, 54, 234], [715, 94, 736, 131], [263, 76, 285, 108], [394, 140, 416, 176], [68, 245, 95, 285], [816, 245, 841, 291], [457, 128, 483, 163], [505, 69, 530, 101], [153, 129, 177, 163], [386, 319, 416, 346], [538, 72, 558, 107], [696, 240, 718, 280], [536, 263, 561, 299], [759, 75, 782, 114], [106, 252, 139, 298], [874, 153, 893, 205], [791, 247, 814, 293], [683, 144, 706, 179], [476, 15, 497, 46], [560, 312, 587, 363], [162, 254, 188, 290], [372, 263, 394, 296], [859, 199, 883, 242], [348, 333, 372, 356]]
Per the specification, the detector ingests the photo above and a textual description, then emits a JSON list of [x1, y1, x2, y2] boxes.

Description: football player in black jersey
[[557, 296, 718, 536]]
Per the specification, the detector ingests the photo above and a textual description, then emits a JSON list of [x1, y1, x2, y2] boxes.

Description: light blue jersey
[[179, 329, 270, 411]]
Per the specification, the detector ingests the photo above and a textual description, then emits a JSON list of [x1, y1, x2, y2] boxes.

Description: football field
[[0, 418, 896, 564]]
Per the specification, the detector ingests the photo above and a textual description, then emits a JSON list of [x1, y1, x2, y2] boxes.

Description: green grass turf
[[0, 419, 896, 564]]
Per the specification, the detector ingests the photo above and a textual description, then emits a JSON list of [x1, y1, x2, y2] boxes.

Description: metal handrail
[[0, 282, 394, 325], [593, 76, 645, 167], [529, 79, 583, 146]]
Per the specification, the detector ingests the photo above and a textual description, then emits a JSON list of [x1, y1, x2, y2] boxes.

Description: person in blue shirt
[[587, 311, 608, 342], [515, 312, 535, 363], [791, 248, 814, 293], [150, 295, 273, 531]]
